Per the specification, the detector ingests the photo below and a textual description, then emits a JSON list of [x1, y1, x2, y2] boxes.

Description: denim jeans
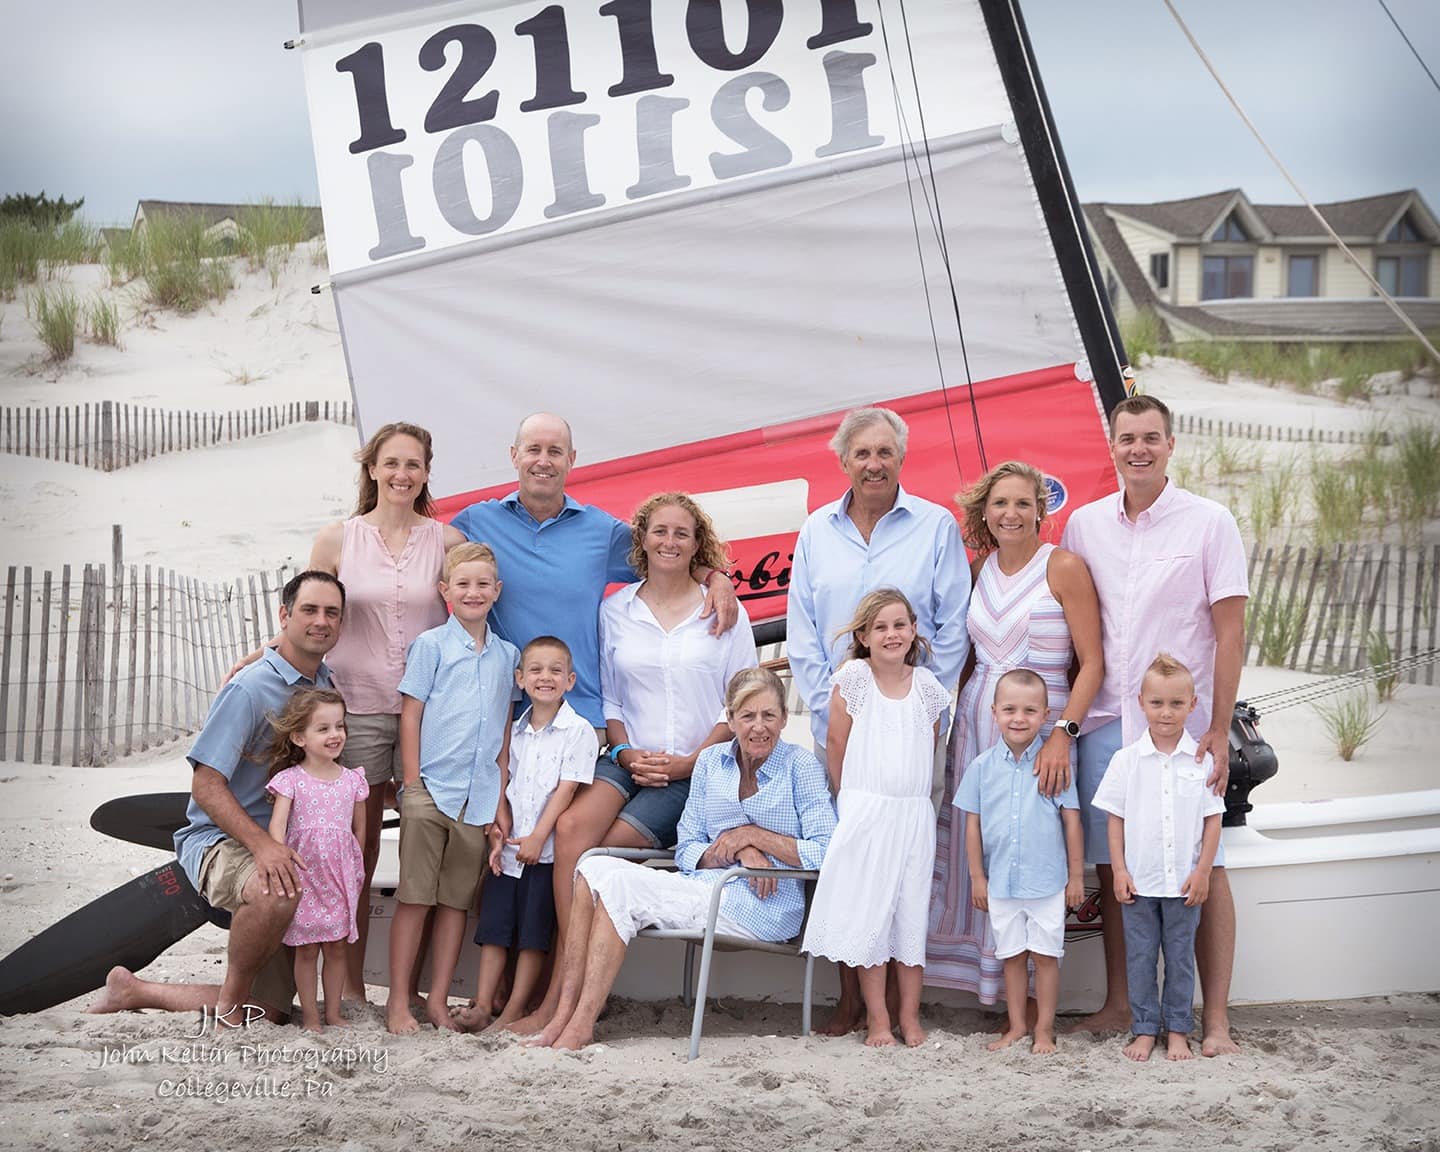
[[1122, 894, 1201, 1036]]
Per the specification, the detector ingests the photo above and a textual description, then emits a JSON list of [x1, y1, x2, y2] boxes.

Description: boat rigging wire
[[875, 0, 988, 478], [1240, 648, 1440, 713], [1376, 0, 1440, 97], [1161, 0, 1440, 368]]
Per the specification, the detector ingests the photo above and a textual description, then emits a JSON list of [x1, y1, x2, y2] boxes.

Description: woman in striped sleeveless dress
[[926, 461, 1103, 1002]]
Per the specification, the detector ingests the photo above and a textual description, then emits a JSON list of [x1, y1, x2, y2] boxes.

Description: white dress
[[803, 660, 949, 968]]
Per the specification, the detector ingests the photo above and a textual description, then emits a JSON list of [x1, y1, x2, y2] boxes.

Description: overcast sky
[[1, 0, 1435, 224]]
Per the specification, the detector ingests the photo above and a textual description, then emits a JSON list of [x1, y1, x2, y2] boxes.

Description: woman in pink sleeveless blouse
[[926, 461, 1103, 1003], [309, 422, 465, 999]]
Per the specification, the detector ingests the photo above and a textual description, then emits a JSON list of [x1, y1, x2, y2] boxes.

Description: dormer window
[[1386, 213, 1423, 243], [1211, 213, 1250, 242]]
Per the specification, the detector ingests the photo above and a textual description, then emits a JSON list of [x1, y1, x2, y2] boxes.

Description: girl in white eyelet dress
[[803, 588, 949, 1048]]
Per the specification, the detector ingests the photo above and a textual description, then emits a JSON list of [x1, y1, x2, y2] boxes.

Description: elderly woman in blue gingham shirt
[[528, 667, 837, 1050]]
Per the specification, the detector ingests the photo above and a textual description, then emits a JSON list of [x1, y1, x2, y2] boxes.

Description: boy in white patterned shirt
[[1092, 653, 1224, 1062], [456, 636, 597, 1033]]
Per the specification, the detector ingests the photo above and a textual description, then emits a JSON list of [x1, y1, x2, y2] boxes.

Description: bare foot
[[342, 985, 369, 1005], [87, 967, 140, 1014], [426, 1001, 460, 1032], [899, 1020, 927, 1048], [1032, 1026, 1057, 1054], [300, 1015, 324, 1033], [453, 1003, 490, 1033], [509, 1007, 554, 1037], [864, 1012, 896, 1048], [551, 1024, 593, 1051], [816, 1000, 863, 1037], [1066, 1006, 1131, 1035], [1167, 1032, 1193, 1061], [1123, 1034, 1155, 1062], [987, 1027, 1027, 1052], [1201, 1028, 1240, 1058], [525, 1015, 569, 1048], [386, 1005, 420, 1035], [484, 1010, 522, 1034]]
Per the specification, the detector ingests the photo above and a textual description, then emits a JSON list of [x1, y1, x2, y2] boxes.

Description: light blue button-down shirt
[[451, 492, 635, 728], [786, 485, 971, 749], [673, 739, 837, 942], [954, 734, 1080, 899], [175, 647, 333, 889], [397, 616, 519, 825]]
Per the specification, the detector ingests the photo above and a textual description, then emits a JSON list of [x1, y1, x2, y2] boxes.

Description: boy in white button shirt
[[1092, 653, 1224, 1063], [457, 637, 597, 1033]]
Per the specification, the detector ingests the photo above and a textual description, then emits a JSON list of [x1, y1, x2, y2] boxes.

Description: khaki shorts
[[396, 779, 489, 911], [196, 838, 296, 1014], [343, 711, 401, 786]]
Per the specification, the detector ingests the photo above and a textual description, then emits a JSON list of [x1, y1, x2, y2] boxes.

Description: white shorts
[[575, 856, 756, 946], [988, 891, 1066, 960]]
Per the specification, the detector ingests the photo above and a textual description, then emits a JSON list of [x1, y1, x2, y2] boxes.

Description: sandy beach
[[2, 256, 1439, 1149]]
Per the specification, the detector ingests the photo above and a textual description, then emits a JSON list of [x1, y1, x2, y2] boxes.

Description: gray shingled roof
[[1101, 189, 1426, 242], [136, 200, 324, 238], [1102, 190, 1241, 240]]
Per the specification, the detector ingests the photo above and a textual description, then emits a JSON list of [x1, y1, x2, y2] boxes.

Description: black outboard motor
[[1224, 701, 1278, 826]]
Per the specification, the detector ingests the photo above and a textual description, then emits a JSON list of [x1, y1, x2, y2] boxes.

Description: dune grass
[[87, 294, 123, 348], [1247, 591, 1310, 667], [30, 285, 81, 360], [136, 214, 233, 313], [237, 199, 315, 286], [1314, 690, 1384, 761], [1121, 310, 1165, 363], [1173, 337, 1437, 394]]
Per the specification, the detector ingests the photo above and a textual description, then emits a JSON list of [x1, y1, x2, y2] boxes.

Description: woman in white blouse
[[549, 493, 757, 945]]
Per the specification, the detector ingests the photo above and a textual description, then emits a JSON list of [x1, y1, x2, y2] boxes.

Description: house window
[[1203, 254, 1254, 300], [1377, 254, 1429, 297], [1386, 214, 1423, 243], [1211, 214, 1250, 242], [1150, 252, 1170, 288], [1287, 254, 1319, 297]]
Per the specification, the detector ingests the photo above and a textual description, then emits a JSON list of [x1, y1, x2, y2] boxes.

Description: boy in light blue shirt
[[955, 668, 1083, 1055], [388, 542, 519, 1035]]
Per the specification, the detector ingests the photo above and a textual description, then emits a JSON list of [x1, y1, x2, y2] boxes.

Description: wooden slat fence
[[1244, 543, 1439, 685], [0, 399, 353, 472], [0, 561, 292, 766], [1173, 413, 1390, 446]]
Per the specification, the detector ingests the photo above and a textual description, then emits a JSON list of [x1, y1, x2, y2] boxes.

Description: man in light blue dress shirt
[[785, 406, 971, 1035]]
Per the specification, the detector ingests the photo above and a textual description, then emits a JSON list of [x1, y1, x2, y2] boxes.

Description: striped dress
[[926, 543, 1074, 999]]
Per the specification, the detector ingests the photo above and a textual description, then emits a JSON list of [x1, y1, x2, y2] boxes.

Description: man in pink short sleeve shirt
[[1061, 394, 1247, 1057]]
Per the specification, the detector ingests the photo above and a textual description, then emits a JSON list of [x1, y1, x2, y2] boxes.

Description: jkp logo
[[1044, 475, 1067, 515]]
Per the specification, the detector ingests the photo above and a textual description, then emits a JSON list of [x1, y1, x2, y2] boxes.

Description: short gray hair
[[828, 407, 908, 461]]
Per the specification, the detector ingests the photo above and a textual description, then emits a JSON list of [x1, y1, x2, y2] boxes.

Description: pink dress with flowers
[[267, 766, 370, 945]]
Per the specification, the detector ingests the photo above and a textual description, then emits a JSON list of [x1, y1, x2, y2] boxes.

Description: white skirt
[[576, 856, 756, 946]]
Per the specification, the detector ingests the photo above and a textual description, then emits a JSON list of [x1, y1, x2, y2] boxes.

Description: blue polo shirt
[[175, 647, 333, 889], [954, 734, 1080, 899], [451, 492, 635, 727], [397, 616, 519, 825]]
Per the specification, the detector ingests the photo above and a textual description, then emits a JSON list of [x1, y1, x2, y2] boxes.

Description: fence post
[[305, 401, 319, 422], [100, 400, 115, 472]]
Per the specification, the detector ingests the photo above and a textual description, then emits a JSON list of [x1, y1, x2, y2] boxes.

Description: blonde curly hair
[[628, 492, 730, 578], [955, 460, 1048, 553]]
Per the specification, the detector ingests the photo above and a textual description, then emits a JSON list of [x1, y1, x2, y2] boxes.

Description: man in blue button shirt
[[89, 571, 345, 1026], [450, 413, 739, 734]]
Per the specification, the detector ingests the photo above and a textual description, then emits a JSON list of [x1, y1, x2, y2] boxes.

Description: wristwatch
[[1057, 719, 1081, 739]]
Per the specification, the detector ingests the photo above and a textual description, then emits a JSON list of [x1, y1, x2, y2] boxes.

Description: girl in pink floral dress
[[266, 688, 369, 1030]]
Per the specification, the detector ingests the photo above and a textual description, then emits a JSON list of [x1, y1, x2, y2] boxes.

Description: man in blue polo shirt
[[450, 413, 738, 732], [88, 571, 345, 1026]]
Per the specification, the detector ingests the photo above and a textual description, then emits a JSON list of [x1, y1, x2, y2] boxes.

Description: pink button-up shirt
[[1061, 482, 1248, 743]]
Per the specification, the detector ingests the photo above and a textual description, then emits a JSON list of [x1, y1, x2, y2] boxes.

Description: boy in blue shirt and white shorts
[[956, 668, 1083, 1054]]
